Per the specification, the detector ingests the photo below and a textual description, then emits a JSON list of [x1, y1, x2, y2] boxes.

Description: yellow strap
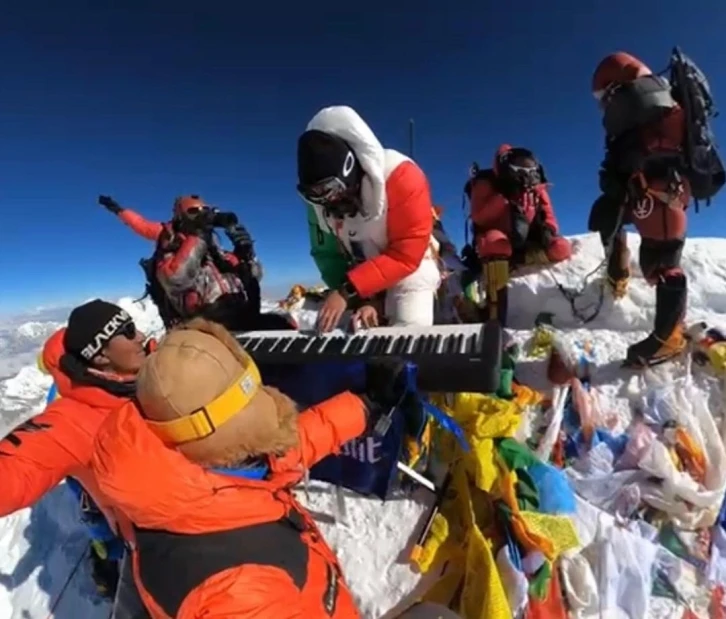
[[145, 363, 262, 444]]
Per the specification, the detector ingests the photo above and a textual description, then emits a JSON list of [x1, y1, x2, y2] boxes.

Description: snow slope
[[0, 232, 725, 618]]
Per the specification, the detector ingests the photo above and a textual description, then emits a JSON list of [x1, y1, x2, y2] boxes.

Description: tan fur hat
[[137, 318, 299, 466]]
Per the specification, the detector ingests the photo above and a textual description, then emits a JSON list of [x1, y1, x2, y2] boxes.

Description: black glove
[[360, 359, 424, 437], [98, 195, 122, 215], [226, 225, 254, 251]]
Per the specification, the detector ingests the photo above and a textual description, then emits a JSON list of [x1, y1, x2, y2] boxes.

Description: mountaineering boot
[[606, 230, 630, 300], [484, 259, 510, 327], [624, 272, 687, 368]]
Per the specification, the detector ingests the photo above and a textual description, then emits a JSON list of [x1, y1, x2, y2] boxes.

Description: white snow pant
[[383, 258, 441, 327], [396, 602, 462, 618]]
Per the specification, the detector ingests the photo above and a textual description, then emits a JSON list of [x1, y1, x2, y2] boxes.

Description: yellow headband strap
[[145, 363, 262, 444]]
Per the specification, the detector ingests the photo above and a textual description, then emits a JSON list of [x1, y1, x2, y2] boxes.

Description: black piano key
[[376, 336, 392, 354], [238, 337, 251, 348], [287, 337, 311, 353], [269, 337, 291, 352], [255, 338, 278, 353], [411, 336, 426, 355], [403, 335, 414, 354], [364, 336, 379, 354], [391, 336, 406, 355], [421, 335, 433, 354], [440, 334, 453, 354], [349, 336, 366, 354], [307, 337, 328, 354], [447, 334, 461, 354], [466, 333, 477, 353], [432, 334, 442, 353], [275, 338, 295, 353], [325, 336, 347, 353], [246, 338, 262, 351]]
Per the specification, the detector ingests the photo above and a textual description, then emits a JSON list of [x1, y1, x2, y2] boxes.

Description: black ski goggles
[[298, 177, 361, 218], [506, 163, 542, 187], [183, 206, 210, 218]]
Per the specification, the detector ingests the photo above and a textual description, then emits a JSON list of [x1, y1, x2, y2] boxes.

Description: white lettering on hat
[[80, 310, 132, 361], [342, 151, 355, 178]]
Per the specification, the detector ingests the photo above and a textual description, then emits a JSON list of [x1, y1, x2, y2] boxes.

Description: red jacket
[[91, 392, 368, 619], [118, 209, 245, 315], [0, 329, 133, 532], [469, 145, 560, 250]]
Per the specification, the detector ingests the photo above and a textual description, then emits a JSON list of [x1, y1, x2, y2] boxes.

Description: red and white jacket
[[306, 106, 441, 301]]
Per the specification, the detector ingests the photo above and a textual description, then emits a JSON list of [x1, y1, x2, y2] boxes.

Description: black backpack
[[138, 256, 183, 329], [668, 47, 726, 205]]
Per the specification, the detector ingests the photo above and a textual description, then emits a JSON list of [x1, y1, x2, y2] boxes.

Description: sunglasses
[[184, 206, 209, 217], [116, 321, 137, 341]]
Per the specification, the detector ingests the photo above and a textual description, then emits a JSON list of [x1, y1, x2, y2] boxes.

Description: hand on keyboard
[[352, 305, 379, 330], [316, 291, 347, 334]]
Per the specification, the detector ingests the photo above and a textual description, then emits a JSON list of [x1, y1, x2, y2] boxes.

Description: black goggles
[[298, 176, 348, 206], [298, 177, 361, 218], [183, 206, 209, 217], [506, 163, 541, 187]]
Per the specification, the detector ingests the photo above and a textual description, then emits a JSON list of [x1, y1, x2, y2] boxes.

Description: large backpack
[[668, 47, 726, 205], [138, 256, 183, 329]]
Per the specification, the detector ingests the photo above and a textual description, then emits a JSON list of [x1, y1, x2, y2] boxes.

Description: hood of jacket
[[306, 105, 387, 219]]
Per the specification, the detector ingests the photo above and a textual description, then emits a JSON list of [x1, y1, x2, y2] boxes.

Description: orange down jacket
[[91, 392, 370, 619]]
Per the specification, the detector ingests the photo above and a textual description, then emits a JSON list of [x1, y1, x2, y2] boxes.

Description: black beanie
[[63, 299, 133, 362], [297, 129, 362, 189]]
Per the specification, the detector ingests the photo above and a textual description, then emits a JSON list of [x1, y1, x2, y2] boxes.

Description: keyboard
[[235, 321, 503, 394]]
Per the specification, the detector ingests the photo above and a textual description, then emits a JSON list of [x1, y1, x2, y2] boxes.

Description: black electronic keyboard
[[235, 320, 503, 394]]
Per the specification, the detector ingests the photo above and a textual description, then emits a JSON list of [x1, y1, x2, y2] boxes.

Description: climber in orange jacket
[[91, 318, 420, 619], [0, 299, 152, 617], [98, 194, 287, 332], [464, 145, 571, 325]]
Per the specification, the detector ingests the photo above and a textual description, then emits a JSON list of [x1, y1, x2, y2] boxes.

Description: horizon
[[2, 1, 726, 314]]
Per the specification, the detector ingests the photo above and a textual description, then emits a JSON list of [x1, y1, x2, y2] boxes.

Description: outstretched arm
[[0, 408, 85, 516], [294, 391, 368, 468], [117, 209, 165, 241]]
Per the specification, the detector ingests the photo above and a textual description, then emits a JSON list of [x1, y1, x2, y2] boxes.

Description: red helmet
[[173, 195, 208, 218], [592, 52, 652, 101]]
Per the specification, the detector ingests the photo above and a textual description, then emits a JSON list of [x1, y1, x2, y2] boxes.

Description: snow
[[0, 231, 725, 617]]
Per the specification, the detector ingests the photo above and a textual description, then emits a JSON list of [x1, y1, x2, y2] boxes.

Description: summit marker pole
[[408, 118, 415, 159]]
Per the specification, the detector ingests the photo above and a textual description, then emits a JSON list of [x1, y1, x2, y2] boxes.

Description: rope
[[45, 543, 89, 618], [545, 204, 626, 324]]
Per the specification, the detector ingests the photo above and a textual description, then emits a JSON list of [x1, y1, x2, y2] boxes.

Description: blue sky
[[1, 1, 726, 314]]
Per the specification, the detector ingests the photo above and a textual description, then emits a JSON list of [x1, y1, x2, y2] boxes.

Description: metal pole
[[408, 118, 415, 159]]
